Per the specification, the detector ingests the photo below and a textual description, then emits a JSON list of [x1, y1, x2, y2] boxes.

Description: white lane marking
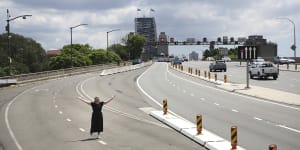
[[54, 105, 58, 108], [231, 109, 239, 112], [167, 65, 300, 111], [4, 86, 39, 150], [276, 125, 300, 134], [77, 77, 169, 128], [79, 128, 85, 132], [66, 118, 72, 122], [200, 98, 205, 101], [136, 63, 190, 121], [254, 117, 263, 121], [190, 93, 195, 97], [98, 140, 107, 145], [214, 103, 220, 106], [58, 111, 63, 114]]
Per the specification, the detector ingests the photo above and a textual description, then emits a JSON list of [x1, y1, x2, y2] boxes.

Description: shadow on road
[[66, 137, 99, 143]]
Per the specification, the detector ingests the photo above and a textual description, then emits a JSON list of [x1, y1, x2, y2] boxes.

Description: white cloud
[[0, 0, 299, 56]]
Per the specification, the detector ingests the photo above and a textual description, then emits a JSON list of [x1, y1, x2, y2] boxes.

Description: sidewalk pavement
[[217, 83, 300, 106], [171, 65, 300, 106]]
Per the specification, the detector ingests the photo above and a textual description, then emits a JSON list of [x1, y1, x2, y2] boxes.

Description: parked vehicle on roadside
[[250, 58, 265, 65], [209, 60, 227, 72], [274, 56, 288, 64], [249, 62, 278, 80], [286, 57, 295, 64], [221, 56, 231, 62], [172, 57, 182, 65], [132, 59, 142, 65], [206, 57, 215, 61]]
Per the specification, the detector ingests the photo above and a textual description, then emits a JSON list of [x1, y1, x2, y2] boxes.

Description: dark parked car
[[132, 59, 142, 65], [209, 60, 227, 72]]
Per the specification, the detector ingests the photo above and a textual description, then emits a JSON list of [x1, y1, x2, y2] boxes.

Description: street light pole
[[278, 17, 296, 57], [6, 9, 32, 76], [106, 29, 120, 61], [70, 24, 88, 68]]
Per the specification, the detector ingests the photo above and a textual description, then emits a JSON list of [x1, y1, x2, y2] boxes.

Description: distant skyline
[[1, 0, 299, 57]]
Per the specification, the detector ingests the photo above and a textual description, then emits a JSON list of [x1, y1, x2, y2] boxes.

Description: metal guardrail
[[0, 62, 129, 86]]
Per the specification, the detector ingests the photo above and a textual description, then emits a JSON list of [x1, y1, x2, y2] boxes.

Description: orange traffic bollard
[[196, 115, 202, 135], [224, 74, 227, 83], [214, 73, 217, 81], [287, 64, 289, 70], [198, 69, 201, 76], [231, 126, 238, 149], [268, 144, 277, 150], [204, 71, 207, 78], [163, 99, 168, 115], [295, 64, 297, 70], [208, 72, 211, 80]]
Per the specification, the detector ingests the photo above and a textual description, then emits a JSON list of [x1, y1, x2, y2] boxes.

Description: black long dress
[[90, 102, 104, 135]]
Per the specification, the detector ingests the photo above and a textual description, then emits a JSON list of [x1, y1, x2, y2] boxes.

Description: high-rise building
[[157, 32, 169, 56], [189, 51, 199, 61], [135, 17, 157, 60]]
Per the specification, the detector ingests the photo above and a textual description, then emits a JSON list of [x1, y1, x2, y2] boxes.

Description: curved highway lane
[[0, 69, 202, 150], [138, 62, 300, 150]]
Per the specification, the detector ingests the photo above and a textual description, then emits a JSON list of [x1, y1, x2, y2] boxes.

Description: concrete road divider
[[197, 115, 202, 135], [150, 111, 245, 150], [163, 99, 168, 115], [100, 62, 152, 76], [231, 126, 238, 149], [269, 144, 277, 150]]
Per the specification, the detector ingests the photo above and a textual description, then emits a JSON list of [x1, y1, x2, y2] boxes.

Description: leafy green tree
[[0, 33, 47, 76], [109, 44, 129, 60], [126, 34, 146, 59]]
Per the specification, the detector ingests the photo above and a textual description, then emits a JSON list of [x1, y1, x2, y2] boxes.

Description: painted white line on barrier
[[231, 109, 239, 112], [79, 128, 86, 132], [98, 140, 107, 145], [276, 125, 300, 134], [253, 117, 263, 121]]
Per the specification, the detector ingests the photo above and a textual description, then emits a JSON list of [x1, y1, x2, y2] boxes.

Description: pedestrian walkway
[[217, 83, 300, 105]]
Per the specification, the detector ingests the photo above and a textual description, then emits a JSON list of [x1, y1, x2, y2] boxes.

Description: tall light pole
[[278, 17, 296, 57], [6, 9, 32, 76], [70, 24, 88, 68], [106, 29, 120, 61]]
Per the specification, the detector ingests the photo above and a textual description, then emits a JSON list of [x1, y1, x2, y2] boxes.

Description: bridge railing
[[0, 62, 129, 85]]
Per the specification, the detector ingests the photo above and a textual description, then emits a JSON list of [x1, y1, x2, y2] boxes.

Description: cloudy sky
[[1, 0, 299, 57]]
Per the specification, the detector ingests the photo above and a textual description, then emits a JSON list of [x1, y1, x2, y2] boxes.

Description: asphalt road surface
[[0, 69, 203, 150], [184, 61, 300, 95], [138, 62, 300, 150]]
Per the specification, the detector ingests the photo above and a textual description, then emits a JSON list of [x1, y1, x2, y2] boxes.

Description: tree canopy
[[48, 44, 121, 70], [0, 33, 47, 76]]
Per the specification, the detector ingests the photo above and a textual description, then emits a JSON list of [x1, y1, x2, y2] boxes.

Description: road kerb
[[150, 111, 245, 150]]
